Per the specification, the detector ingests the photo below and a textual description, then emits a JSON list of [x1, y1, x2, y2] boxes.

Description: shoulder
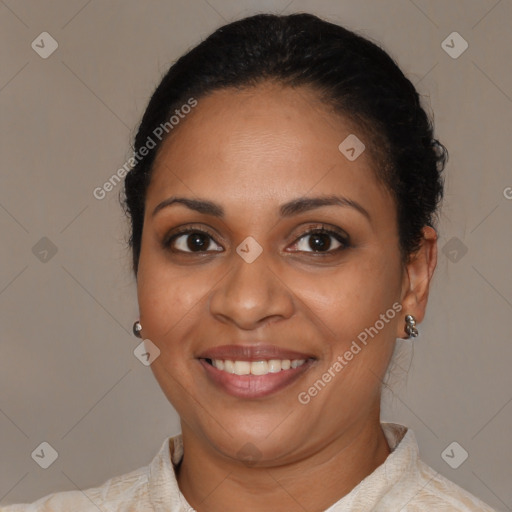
[[396, 459, 498, 512], [1, 459, 152, 512], [1, 435, 184, 512], [375, 424, 498, 512]]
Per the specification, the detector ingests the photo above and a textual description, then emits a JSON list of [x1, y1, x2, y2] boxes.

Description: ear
[[397, 226, 438, 338]]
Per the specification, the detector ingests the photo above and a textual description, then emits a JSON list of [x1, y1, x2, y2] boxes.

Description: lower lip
[[199, 359, 313, 399]]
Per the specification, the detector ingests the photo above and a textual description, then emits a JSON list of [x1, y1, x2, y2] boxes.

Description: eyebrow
[[152, 195, 370, 221], [279, 195, 370, 221], [152, 197, 223, 218]]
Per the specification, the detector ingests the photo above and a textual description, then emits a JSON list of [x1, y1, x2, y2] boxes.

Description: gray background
[[0, 0, 511, 509]]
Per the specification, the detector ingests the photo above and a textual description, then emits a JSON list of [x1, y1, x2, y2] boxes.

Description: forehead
[[147, 84, 394, 220]]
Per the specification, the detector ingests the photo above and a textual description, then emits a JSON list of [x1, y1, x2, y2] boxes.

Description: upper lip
[[198, 344, 315, 362]]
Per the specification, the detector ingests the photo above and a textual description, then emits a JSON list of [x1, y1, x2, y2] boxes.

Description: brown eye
[[290, 228, 349, 253], [306, 232, 334, 251], [166, 229, 223, 253]]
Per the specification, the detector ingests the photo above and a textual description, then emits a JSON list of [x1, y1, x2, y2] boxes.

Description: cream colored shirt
[[2, 423, 497, 511]]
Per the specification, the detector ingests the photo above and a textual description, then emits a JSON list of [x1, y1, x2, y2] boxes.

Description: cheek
[[136, 256, 212, 406], [136, 244, 216, 342], [290, 256, 402, 417], [285, 250, 402, 346], [138, 273, 208, 341]]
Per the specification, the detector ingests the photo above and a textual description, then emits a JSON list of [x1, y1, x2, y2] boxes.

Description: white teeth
[[268, 359, 282, 373], [234, 361, 251, 375], [210, 358, 306, 375], [250, 361, 269, 375], [223, 360, 235, 374]]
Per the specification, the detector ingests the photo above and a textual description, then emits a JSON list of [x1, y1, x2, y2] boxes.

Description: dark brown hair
[[123, 13, 446, 273]]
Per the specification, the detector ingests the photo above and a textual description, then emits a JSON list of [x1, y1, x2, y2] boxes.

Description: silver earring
[[405, 314, 419, 339], [133, 320, 142, 338]]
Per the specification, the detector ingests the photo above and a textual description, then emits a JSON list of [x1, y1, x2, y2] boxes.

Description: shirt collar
[[325, 423, 419, 510]]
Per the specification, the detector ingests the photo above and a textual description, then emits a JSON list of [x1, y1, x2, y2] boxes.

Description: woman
[[4, 12, 497, 512]]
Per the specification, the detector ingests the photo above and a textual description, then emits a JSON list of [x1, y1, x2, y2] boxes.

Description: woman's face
[[137, 83, 413, 465]]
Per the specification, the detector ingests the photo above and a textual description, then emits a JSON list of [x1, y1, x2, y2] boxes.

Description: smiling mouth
[[204, 358, 307, 375], [197, 344, 316, 398], [199, 356, 315, 399]]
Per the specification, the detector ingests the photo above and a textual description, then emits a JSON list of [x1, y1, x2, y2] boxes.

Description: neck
[[176, 416, 391, 512]]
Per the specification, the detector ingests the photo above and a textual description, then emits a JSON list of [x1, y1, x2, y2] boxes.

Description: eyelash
[[163, 224, 350, 255], [289, 226, 350, 254]]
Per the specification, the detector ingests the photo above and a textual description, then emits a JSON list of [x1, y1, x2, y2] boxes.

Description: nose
[[208, 249, 295, 330]]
